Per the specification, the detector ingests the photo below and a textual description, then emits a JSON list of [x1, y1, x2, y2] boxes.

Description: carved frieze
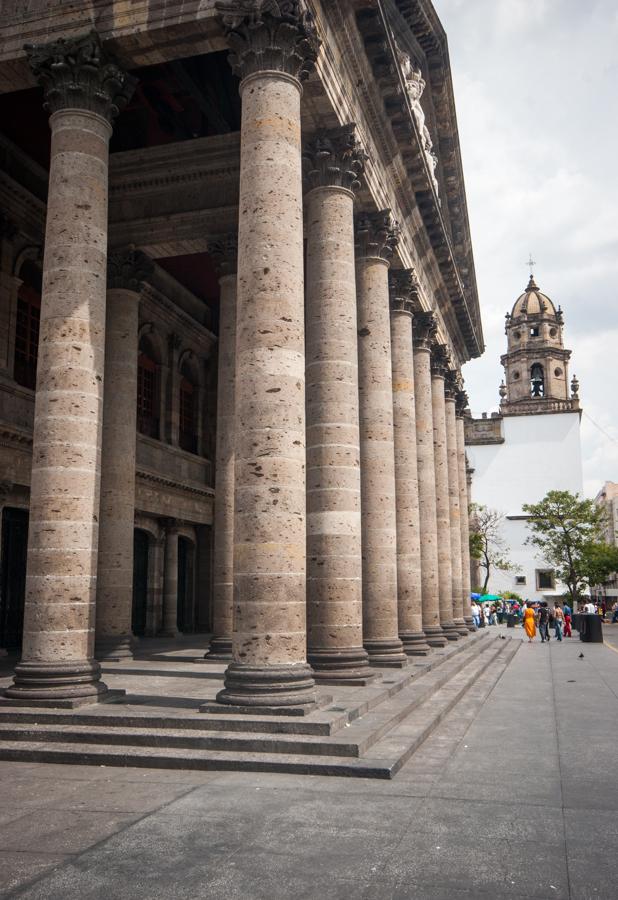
[[302, 124, 366, 193], [354, 209, 399, 260]]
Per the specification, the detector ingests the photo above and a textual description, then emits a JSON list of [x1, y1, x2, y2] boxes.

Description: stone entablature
[[464, 414, 504, 446]]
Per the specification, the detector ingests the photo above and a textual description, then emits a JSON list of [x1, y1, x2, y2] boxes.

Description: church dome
[[511, 275, 556, 318]]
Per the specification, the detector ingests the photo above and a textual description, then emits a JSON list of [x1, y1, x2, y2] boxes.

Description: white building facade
[[465, 276, 583, 603]]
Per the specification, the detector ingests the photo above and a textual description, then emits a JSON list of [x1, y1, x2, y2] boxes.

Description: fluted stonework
[[96, 249, 153, 660], [205, 236, 238, 660], [355, 211, 407, 667], [216, 1, 320, 707], [303, 126, 374, 683], [6, 32, 135, 704], [413, 314, 446, 647], [389, 270, 429, 655]]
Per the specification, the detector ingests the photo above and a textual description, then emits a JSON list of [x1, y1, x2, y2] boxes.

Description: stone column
[[95, 249, 153, 660], [457, 390, 475, 631], [205, 235, 238, 661], [303, 126, 374, 683], [355, 210, 407, 667], [389, 270, 429, 655], [215, 3, 320, 707], [5, 33, 135, 704], [444, 371, 468, 637], [161, 521, 179, 638], [412, 313, 446, 647], [431, 345, 459, 641]]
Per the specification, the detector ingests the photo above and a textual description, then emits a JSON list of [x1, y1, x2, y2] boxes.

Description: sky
[[435, 0, 618, 498]]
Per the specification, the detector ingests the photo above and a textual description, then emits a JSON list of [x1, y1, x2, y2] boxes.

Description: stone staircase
[[0, 632, 518, 778]]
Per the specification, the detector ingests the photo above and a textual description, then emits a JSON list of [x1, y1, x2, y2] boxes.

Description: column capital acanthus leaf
[[354, 208, 400, 260], [216, 0, 321, 82], [303, 123, 366, 192], [430, 342, 450, 379], [412, 309, 437, 352], [444, 368, 459, 401], [455, 387, 469, 417], [388, 267, 421, 315], [208, 233, 239, 276], [25, 30, 137, 122], [107, 247, 153, 293]]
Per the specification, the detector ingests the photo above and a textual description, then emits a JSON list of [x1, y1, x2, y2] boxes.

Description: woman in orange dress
[[523, 604, 537, 642]]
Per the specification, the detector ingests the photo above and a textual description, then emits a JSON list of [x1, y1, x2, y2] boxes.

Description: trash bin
[[579, 614, 603, 643], [572, 613, 582, 633], [506, 614, 517, 629]]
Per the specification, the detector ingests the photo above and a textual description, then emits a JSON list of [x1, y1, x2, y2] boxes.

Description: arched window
[[14, 261, 42, 390], [530, 363, 545, 398], [179, 360, 198, 454], [137, 336, 160, 438]]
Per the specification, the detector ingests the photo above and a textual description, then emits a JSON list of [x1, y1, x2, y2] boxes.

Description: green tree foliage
[[523, 490, 615, 603], [469, 504, 513, 594]]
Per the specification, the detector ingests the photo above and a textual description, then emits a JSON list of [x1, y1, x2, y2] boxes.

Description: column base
[[3, 659, 112, 707], [454, 618, 469, 637], [400, 630, 432, 656], [424, 625, 448, 648], [441, 621, 460, 641], [464, 616, 476, 632], [204, 636, 233, 661], [95, 634, 135, 661], [364, 638, 408, 668], [216, 662, 317, 709], [308, 646, 379, 685]]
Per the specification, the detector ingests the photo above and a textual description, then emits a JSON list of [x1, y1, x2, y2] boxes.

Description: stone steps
[[0, 634, 517, 778]]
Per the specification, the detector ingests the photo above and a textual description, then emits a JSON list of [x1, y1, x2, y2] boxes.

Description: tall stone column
[[215, 2, 320, 707], [5, 33, 135, 704], [389, 270, 429, 655], [412, 314, 446, 647], [205, 235, 238, 661], [302, 126, 374, 683], [431, 345, 459, 641], [444, 371, 468, 636], [457, 389, 475, 630], [355, 211, 407, 667], [95, 249, 153, 660], [161, 521, 180, 638]]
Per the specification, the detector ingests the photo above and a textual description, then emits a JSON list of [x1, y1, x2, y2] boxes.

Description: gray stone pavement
[[0, 628, 617, 899]]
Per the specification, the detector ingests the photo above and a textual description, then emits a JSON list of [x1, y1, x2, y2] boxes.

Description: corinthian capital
[[25, 30, 136, 122], [412, 310, 437, 352], [354, 209, 400, 261], [208, 234, 239, 276], [455, 388, 469, 417], [444, 368, 460, 401], [107, 248, 153, 292], [303, 124, 366, 193], [389, 268, 421, 315], [216, 0, 320, 82], [430, 342, 450, 379]]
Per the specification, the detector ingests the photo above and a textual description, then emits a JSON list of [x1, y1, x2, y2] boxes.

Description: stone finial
[[303, 124, 366, 193], [430, 342, 449, 379], [107, 248, 153, 292], [571, 374, 580, 399], [208, 234, 239, 276], [25, 30, 137, 122], [354, 209, 400, 260], [388, 267, 419, 315], [499, 380, 507, 402], [216, 0, 320, 83], [412, 309, 437, 352]]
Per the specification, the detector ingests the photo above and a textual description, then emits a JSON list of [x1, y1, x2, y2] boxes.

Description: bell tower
[[499, 274, 580, 414]]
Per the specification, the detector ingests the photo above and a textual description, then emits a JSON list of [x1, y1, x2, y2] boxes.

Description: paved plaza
[[0, 627, 616, 899]]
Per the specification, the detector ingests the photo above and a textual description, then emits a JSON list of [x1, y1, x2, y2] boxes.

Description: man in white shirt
[[583, 600, 596, 614]]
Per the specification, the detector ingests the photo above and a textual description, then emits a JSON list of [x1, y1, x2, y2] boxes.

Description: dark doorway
[[132, 529, 149, 637], [177, 537, 195, 632], [0, 507, 29, 651]]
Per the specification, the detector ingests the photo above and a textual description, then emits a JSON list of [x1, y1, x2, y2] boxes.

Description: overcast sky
[[436, 0, 618, 497]]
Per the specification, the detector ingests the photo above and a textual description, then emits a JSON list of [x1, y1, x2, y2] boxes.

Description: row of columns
[[5, 9, 473, 710]]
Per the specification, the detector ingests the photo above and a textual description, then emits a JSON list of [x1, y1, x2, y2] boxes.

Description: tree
[[469, 504, 513, 594], [523, 489, 614, 603]]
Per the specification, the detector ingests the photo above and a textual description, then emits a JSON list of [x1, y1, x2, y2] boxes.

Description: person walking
[[563, 605, 572, 638], [538, 602, 550, 643], [554, 604, 564, 642], [523, 603, 537, 643]]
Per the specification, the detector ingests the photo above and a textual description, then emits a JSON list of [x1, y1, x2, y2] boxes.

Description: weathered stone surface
[[161, 522, 179, 638], [355, 211, 407, 668], [457, 391, 475, 631], [389, 270, 429, 655], [445, 373, 468, 636], [412, 314, 446, 648]]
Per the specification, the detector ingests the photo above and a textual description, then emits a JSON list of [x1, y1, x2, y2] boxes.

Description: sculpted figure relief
[[396, 44, 440, 198]]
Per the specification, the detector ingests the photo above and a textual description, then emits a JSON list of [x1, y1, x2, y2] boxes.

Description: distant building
[[592, 482, 618, 602], [466, 275, 583, 603]]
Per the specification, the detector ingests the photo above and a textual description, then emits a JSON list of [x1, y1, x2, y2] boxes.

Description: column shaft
[[95, 286, 140, 659], [413, 330, 446, 647], [206, 259, 237, 660], [216, 67, 316, 707], [162, 524, 179, 638], [445, 390, 468, 636], [457, 411, 475, 630]]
